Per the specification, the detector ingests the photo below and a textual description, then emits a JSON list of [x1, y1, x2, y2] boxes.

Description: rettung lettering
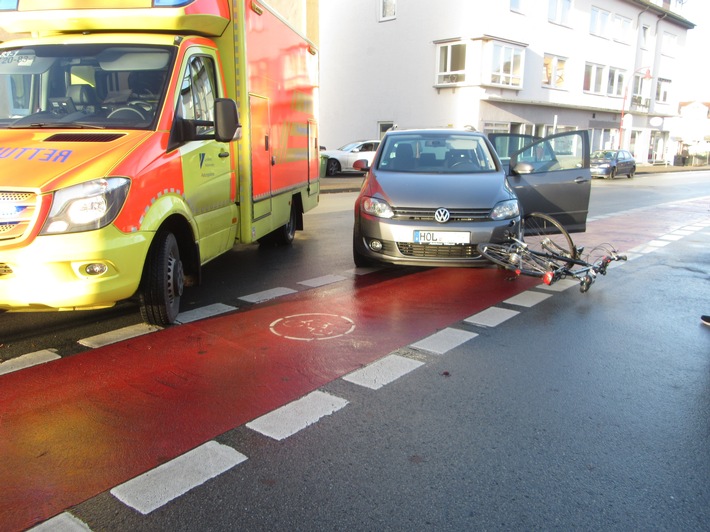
[[0, 147, 72, 162]]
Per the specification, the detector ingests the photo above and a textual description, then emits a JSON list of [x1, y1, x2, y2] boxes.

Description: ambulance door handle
[[271, 156, 276, 165], [218, 151, 229, 158]]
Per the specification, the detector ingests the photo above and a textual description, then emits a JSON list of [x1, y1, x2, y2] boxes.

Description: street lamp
[[618, 67, 653, 149]]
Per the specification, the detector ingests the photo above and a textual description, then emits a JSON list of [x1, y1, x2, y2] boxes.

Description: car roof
[[384, 128, 483, 137]]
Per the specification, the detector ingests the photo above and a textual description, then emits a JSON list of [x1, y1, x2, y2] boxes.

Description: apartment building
[[319, 0, 695, 163]]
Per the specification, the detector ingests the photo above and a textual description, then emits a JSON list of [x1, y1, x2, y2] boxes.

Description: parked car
[[590, 149, 636, 179], [352, 128, 591, 267], [322, 140, 380, 176]]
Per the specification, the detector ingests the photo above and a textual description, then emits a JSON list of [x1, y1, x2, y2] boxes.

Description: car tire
[[627, 166, 635, 178], [326, 158, 341, 177], [608, 167, 616, 179]]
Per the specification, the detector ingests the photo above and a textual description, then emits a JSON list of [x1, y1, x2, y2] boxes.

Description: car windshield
[[337, 142, 361, 151], [376, 133, 498, 173], [591, 151, 616, 159], [0, 43, 174, 130]]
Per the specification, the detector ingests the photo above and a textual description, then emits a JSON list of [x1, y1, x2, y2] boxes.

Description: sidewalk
[[319, 164, 710, 194]]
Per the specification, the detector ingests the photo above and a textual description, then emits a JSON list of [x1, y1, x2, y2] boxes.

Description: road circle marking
[[269, 313, 356, 341]]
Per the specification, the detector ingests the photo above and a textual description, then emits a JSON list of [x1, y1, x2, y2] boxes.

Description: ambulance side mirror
[[215, 98, 241, 142]]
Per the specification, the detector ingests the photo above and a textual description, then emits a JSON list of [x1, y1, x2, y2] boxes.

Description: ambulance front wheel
[[139, 230, 184, 326]]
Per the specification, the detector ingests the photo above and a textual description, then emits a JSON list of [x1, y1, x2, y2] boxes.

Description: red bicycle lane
[[0, 266, 540, 531]]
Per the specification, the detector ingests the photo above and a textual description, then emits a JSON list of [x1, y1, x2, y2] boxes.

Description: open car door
[[490, 130, 591, 233]]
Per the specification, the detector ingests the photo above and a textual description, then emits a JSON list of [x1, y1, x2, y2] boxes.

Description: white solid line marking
[[0, 349, 60, 376], [176, 303, 237, 324], [110, 441, 247, 515], [410, 327, 477, 355], [343, 354, 424, 390], [298, 274, 347, 287], [464, 307, 519, 328], [238, 287, 297, 303], [28, 512, 92, 531], [246, 390, 348, 441], [78, 323, 162, 349], [504, 290, 551, 308]]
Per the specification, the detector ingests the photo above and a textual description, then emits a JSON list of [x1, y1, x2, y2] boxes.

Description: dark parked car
[[590, 149, 636, 179], [352, 128, 591, 268]]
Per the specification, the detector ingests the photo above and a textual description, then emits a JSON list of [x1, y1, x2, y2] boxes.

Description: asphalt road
[[2, 169, 709, 531]]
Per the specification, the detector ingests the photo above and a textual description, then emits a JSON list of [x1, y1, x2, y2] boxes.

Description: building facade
[[319, 0, 694, 163]]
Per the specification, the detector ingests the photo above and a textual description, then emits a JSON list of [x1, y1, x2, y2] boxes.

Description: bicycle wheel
[[477, 242, 551, 277], [522, 212, 577, 269]]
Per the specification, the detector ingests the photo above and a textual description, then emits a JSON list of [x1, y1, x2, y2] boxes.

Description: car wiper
[[9, 122, 106, 129]]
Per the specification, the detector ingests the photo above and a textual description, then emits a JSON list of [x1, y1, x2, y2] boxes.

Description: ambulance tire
[[139, 231, 184, 326], [259, 204, 296, 246]]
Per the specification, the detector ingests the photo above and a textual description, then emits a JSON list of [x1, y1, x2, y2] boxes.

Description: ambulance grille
[[44, 133, 125, 143], [0, 191, 39, 242]]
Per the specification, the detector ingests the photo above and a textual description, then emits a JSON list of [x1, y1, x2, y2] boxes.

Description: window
[[590, 6, 610, 37], [543, 54, 566, 88], [640, 25, 649, 49], [510, 0, 522, 13], [613, 15, 632, 43], [489, 42, 524, 88], [607, 67, 625, 96], [177, 55, 218, 137], [656, 78, 671, 103], [379, 0, 396, 21], [662, 32, 677, 57], [379, 121, 394, 138], [548, 0, 571, 25], [437, 42, 467, 84], [583, 63, 604, 93]]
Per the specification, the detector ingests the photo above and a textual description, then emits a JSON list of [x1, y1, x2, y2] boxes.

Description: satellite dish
[[650, 116, 663, 127]]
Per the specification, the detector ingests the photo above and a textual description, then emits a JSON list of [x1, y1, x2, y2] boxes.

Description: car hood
[[0, 129, 153, 191], [364, 170, 513, 208], [321, 149, 348, 157]]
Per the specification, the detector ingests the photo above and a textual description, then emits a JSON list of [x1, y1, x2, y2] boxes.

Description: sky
[[678, 0, 710, 100]]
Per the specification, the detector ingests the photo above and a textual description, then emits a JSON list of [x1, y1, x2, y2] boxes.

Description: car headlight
[[490, 199, 520, 220], [361, 196, 394, 218], [40, 177, 130, 234]]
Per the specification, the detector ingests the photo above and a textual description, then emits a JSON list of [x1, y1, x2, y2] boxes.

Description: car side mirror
[[353, 159, 370, 171], [511, 161, 534, 175]]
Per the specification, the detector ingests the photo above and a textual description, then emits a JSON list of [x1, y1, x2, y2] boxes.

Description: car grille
[[0, 191, 39, 242], [393, 207, 490, 222], [397, 242, 481, 259]]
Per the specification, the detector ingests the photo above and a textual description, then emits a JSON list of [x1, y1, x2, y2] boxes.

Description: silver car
[[353, 128, 591, 267]]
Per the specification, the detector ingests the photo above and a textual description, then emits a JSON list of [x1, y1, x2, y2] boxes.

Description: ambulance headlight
[[40, 178, 130, 234]]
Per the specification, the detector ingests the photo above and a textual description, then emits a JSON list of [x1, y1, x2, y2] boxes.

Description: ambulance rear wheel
[[259, 204, 296, 246], [139, 230, 184, 326]]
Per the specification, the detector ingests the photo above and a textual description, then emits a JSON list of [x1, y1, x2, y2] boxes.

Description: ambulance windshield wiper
[[9, 122, 106, 129]]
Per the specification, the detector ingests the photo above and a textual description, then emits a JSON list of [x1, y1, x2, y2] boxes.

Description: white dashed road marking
[[176, 303, 237, 324], [298, 274, 348, 287], [0, 349, 60, 376], [246, 390, 349, 441], [464, 307, 519, 328], [410, 327, 478, 355], [239, 287, 297, 303], [504, 290, 552, 308], [343, 354, 424, 390], [78, 323, 162, 348], [110, 441, 247, 515], [28, 512, 91, 531]]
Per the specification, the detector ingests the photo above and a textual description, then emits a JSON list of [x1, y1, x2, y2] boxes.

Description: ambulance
[[0, 0, 320, 325]]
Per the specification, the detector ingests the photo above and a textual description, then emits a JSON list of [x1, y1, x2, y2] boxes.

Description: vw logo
[[434, 208, 450, 223]]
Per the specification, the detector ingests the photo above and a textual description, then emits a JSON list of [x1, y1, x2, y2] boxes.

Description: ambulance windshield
[[0, 44, 174, 129]]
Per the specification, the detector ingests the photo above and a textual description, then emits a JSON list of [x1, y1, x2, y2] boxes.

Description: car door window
[[176, 55, 217, 137]]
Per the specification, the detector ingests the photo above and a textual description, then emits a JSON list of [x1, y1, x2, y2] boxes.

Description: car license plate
[[413, 230, 470, 245]]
